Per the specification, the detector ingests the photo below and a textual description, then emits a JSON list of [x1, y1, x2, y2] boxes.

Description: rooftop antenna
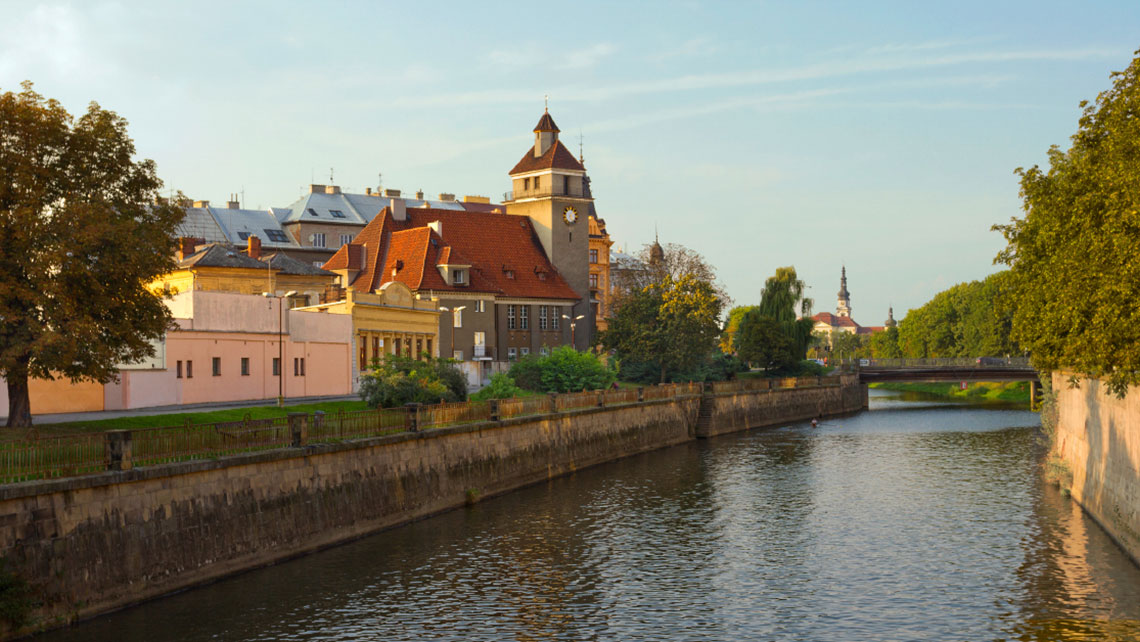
[[378, 172, 382, 190], [578, 129, 584, 163], [240, 186, 245, 208], [544, 94, 549, 112], [329, 167, 334, 184]]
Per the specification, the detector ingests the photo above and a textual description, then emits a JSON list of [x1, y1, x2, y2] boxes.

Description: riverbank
[[870, 381, 1030, 403]]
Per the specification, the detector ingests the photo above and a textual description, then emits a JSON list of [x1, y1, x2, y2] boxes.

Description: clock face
[[563, 206, 578, 225]]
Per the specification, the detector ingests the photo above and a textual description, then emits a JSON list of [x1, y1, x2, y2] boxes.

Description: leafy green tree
[[0, 82, 182, 427], [829, 330, 872, 360], [720, 305, 758, 353], [506, 356, 544, 391], [896, 272, 1016, 358], [758, 267, 816, 360], [539, 346, 615, 392], [870, 326, 903, 359], [735, 311, 796, 372], [994, 52, 1140, 394], [359, 354, 466, 408], [602, 274, 724, 383]]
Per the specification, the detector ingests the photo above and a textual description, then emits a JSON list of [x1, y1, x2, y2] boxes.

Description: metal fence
[[838, 357, 1032, 369], [0, 379, 788, 485]]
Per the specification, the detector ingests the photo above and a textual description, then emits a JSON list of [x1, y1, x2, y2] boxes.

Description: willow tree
[[757, 266, 815, 360], [995, 51, 1140, 395], [0, 82, 181, 427]]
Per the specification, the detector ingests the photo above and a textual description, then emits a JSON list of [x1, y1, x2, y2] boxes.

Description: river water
[[39, 391, 1140, 641]]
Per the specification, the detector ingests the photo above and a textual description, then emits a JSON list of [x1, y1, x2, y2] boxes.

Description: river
[[37, 390, 1140, 641]]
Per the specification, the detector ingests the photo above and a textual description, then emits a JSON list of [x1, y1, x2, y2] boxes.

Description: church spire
[[836, 266, 852, 318]]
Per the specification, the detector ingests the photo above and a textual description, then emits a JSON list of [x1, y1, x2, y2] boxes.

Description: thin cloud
[[558, 43, 616, 70]]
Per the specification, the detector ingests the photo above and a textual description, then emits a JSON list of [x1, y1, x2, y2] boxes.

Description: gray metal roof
[[208, 207, 300, 249], [178, 243, 268, 270], [278, 192, 467, 225], [174, 208, 230, 244], [263, 252, 335, 276]]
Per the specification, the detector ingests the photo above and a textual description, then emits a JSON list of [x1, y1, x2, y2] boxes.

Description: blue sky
[[3, 1, 1139, 323]]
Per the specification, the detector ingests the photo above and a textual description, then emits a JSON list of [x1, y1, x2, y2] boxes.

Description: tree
[[0, 83, 182, 427], [757, 266, 816, 360], [359, 354, 466, 408], [720, 305, 758, 353], [611, 242, 731, 310], [994, 51, 1140, 395], [735, 311, 796, 372], [870, 326, 903, 359], [602, 274, 724, 383], [829, 330, 871, 360], [895, 272, 1016, 358]]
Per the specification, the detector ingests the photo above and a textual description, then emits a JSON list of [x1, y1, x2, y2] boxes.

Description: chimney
[[227, 200, 240, 209], [247, 235, 261, 260], [462, 195, 490, 204], [383, 188, 402, 198], [325, 185, 341, 195], [438, 193, 455, 201], [390, 198, 406, 221], [192, 200, 210, 208], [427, 220, 442, 237], [415, 190, 424, 200], [309, 184, 326, 194], [177, 237, 197, 261], [365, 187, 372, 195]]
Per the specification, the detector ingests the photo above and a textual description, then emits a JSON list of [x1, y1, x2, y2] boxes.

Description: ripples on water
[[39, 392, 1140, 642]]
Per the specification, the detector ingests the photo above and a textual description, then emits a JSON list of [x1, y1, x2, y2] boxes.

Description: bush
[[360, 354, 466, 408], [616, 351, 746, 384], [540, 346, 616, 392], [470, 373, 524, 401], [507, 355, 544, 391]]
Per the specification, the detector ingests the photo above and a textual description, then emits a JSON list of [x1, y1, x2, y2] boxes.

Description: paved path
[[3, 394, 360, 425]]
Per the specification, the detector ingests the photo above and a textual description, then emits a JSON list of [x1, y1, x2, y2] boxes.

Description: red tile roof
[[813, 312, 860, 329], [323, 207, 580, 301], [509, 139, 585, 175], [534, 111, 559, 133]]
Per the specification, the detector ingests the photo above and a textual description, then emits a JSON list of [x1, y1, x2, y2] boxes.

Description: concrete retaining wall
[[1053, 372, 1140, 566], [699, 374, 867, 438], [0, 379, 863, 636]]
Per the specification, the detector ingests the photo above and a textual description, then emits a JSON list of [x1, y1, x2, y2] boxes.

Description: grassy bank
[[869, 381, 1031, 404]]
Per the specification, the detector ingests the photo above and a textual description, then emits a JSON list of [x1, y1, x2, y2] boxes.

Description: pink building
[[1, 291, 353, 417]]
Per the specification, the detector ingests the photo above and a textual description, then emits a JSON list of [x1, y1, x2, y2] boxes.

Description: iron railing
[[0, 375, 839, 485]]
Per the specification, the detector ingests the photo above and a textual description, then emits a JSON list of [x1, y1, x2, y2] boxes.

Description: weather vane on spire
[[544, 94, 549, 112], [579, 130, 584, 163]]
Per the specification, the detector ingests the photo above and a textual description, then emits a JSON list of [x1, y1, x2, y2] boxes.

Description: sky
[[2, 0, 1139, 323]]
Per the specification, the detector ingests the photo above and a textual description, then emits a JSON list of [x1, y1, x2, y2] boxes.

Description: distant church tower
[[885, 306, 897, 328], [836, 266, 852, 318], [505, 107, 593, 349]]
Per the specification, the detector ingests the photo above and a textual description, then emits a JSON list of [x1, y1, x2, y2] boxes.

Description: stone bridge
[[840, 358, 1039, 384]]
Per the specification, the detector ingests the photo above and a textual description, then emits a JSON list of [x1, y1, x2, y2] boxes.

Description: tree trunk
[[659, 363, 667, 385], [6, 375, 32, 428]]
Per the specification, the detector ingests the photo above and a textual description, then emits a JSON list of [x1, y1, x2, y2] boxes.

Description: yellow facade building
[[588, 214, 613, 333]]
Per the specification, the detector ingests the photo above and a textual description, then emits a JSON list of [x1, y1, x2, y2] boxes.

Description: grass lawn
[[16, 400, 370, 440], [869, 381, 1031, 404]]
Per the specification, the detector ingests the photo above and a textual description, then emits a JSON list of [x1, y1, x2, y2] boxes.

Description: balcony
[[472, 345, 495, 360]]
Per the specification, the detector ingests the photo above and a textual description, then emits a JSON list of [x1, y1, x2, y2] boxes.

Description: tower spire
[[836, 265, 852, 318]]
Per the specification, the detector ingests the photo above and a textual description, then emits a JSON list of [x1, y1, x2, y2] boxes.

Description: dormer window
[[329, 210, 346, 218], [454, 269, 466, 285], [504, 270, 515, 280]]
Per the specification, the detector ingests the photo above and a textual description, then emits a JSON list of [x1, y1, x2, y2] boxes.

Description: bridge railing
[[838, 357, 1031, 369]]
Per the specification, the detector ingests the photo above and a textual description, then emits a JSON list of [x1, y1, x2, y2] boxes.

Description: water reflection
[[36, 391, 1140, 641]]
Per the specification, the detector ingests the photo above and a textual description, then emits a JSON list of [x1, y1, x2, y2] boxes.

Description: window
[[520, 306, 529, 330], [186, 360, 193, 378], [537, 271, 547, 281], [241, 357, 250, 376], [340, 234, 353, 246], [520, 347, 530, 357], [453, 269, 466, 285], [359, 344, 367, 371], [307, 207, 319, 217], [504, 270, 515, 279], [541, 346, 550, 356], [562, 175, 569, 194], [329, 209, 346, 218], [313, 261, 324, 268], [534, 176, 540, 190], [590, 249, 598, 264], [553, 308, 561, 329], [474, 300, 485, 313], [539, 306, 548, 330], [238, 231, 252, 241], [453, 349, 463, 361], [264, 229, 289, 242], [508, 305, 516, 330], [474, 331, 485, 346], [312, 233, 326, 248], [293, 357, 306, 376], [523, 177, 530, 190], [426, 339, 432, 357], [176, 360, 183, 378], [212, 357, 221, 376], [301, 358, 306, 376], [508, 347, 518, 361], [273, 357, 280, 376], [404, 338, 412, 357], [589, 273, 599, 289], [416, 338, 423, 358], [453, 309, 463, 328]]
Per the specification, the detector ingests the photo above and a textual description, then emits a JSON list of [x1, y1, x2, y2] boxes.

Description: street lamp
[[562, 313, 585, 349], [439, 305, 466, 360], [263, 290, 298, 406]]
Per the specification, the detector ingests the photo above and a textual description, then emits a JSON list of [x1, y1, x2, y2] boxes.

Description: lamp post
[[439, 305, 466, 360], [562, 314, 585, 349], [264, 290, 297, 406]]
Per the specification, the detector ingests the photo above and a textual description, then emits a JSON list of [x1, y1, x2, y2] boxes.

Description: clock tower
[[505, 108, 594, 348]]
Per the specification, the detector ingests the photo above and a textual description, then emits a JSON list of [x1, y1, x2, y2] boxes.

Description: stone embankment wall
[[0, 379, 863, 636], [699, 374, 866, 437], [1052, 372, 1140, 566]]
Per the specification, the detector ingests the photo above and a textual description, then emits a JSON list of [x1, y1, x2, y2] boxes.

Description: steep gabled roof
[[323, 207, 579, 301], [813, 312, 860, 329], [510, 139, 586, 175]]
